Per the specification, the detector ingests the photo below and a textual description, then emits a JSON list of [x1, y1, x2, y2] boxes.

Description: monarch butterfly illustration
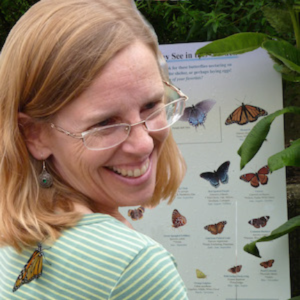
[[204, 221, 227, 235], [225, 103, 268, 125], [248, 216, 270, 228], [228, 265, 242, 274], [13, 243, 45, 292], [180, 99, 216, 127], [200, 161, 230, 188], [196, 269, 207, 279], [128, 206, 145, 221], [240, 165, 269, 188], [172, 209, 187, 228], [260, 259, 275, 268]]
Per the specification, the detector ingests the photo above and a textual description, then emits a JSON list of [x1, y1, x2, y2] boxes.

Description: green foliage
[[136, 0, 278, 44]]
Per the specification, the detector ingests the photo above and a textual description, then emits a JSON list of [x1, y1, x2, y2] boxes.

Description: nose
[[121, 121, 154, 155]]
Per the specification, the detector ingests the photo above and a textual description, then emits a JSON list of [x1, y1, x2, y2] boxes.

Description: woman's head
[[0, 0, 186, 249]]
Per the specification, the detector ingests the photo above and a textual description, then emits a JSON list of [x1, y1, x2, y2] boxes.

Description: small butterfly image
[[240, 165, 269, 188], [225, 103, 268, 125], [260, 259, 275, 269], [128, 206, 145, 221], [172, 209, 187, 228], [248, 216, 270, 228], [228, 265, 242, 274], [204, 221, 227, 235], [180, 99, 216, 127], [13, 243, 45, 292], [200, 161, 230, 188], [196, 269, 207, 279]]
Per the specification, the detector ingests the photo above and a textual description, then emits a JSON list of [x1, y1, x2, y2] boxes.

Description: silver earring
[[38, 161, 53, 188]]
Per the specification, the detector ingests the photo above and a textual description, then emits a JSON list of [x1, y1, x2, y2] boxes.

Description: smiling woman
[[0, 0, 188, 299]]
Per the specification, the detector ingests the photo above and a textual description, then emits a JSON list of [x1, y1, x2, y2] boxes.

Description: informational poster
[[121, 42, 291, 300]]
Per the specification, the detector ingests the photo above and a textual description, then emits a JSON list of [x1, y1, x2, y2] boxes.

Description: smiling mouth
[[107, 159, 150, 178]]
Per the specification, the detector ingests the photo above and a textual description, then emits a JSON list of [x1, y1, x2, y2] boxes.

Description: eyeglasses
[[50, 81, 188, 150]]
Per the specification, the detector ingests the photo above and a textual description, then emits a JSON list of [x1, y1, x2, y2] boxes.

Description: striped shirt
[[0, 213, 188, 299]]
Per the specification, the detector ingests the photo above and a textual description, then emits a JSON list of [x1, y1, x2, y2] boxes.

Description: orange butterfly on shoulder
[[13, 243, 46, 292], [225, 103, 268, 125], [260, 259, 275, 268], [172, 209, 187, 228], [128, 206, 145, 221], [204, 221, 227, 235], [228, 265, 242, 274], [240, 165, 269, 188]]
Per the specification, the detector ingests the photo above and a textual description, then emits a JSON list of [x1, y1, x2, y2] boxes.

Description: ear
[[18, 113, 52, 160]]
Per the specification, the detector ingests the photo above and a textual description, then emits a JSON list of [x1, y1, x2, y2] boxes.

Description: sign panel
[[121, 42, 290, 300]]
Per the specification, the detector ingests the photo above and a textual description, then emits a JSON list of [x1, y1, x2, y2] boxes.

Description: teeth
[[109, 160, 149, 178]]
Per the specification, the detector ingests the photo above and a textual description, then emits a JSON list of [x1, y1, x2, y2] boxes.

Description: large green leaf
[[244, 215, 300, 257], [268, 138, 300, 170], [238, 106, 300, 170], [195, 33, 270, 57], [262, 40, 300, 73]]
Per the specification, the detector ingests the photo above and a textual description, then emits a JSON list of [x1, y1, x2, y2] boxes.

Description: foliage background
[[0, 0, 299, 297]]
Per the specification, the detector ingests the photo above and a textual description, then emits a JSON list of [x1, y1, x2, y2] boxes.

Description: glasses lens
[[146, 98, 185, 131], [83, 125, 129, 150]]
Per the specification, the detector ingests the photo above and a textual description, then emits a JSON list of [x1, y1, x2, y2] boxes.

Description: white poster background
[[120, 43, 290, 300]]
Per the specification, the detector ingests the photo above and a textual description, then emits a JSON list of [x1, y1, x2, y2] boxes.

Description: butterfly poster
[[120, 42, 290, 300]]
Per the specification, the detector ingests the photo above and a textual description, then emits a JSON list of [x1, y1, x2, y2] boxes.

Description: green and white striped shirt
[[0, 213, 188, 299]]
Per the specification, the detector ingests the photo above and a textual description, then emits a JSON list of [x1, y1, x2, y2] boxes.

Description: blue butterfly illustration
[[180, 99, 216, 127], [200, 161, 230, 188]]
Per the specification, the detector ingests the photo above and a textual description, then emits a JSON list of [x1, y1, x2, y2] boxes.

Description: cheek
[[152, 128, 170, 151]]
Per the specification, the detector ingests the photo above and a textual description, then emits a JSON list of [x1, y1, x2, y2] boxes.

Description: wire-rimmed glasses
[[50, 81, 188, 150]]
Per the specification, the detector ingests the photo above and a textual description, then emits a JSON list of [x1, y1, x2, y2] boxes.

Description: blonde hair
[[0, 0, 186, 251]]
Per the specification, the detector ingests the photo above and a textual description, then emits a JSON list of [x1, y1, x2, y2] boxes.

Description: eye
[[143, 101, 163, 112], [93, 117, 118, 128]]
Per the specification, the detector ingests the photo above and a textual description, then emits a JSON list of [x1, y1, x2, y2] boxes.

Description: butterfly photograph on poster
[[13, 243, 45, 292], [240, 165, 269, 188], [128, 206, 145, 221], [228, 265, 242, 274], [180, 99, 216, 128], [200, 161, 230, 188], [172, 209, 187, 228], [260, 259, 275, 268], [204, 221, 227, 235], [225, 103, 268, 125], [248, 216, 270, 228], [196, 269, 207, 279]]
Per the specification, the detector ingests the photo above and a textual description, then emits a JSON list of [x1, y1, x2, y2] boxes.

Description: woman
[[0, 0, 188, 299]]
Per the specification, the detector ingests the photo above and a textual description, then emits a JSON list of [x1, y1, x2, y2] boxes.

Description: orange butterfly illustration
[[228, 265, 242, 274], [248, 216, 270, 228], [13, 243, 45, 292], [260, 259, 275, 268], [128, 206, 145, 221], [172, 209, 187, 228], [225, 103, 268, 125], [204, 221, 227, 235], [240, 165, 269, 188]]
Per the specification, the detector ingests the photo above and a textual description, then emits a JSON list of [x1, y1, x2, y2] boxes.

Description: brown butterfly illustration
[[172, 209, 187, 228], [248, 216, 270, 228], [204, 221, 227, 235], [240, 165, 269, 188], [128, 207, 145, 221], [260, 259, 275, 268], [228, 265, 242, 274], [225, 103, 268, 125]]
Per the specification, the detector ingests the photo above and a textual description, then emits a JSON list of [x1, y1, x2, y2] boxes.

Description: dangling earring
[[38, 161, 53, 188]]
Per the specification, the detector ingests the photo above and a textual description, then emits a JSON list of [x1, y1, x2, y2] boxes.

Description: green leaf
[[262, 6, 293, 36], [268, 138, 300, 170], [289, 296, 300, 300], [195, 33, 270, 57], [262, 40, 300, 73], [238, 106, 300, 170], [244, 215, 300, 258]]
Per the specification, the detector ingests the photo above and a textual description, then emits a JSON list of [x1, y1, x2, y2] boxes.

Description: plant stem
[[288, 3, 300, 48]]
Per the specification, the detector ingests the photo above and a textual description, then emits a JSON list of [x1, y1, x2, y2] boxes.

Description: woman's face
[[48, 42, 169, 213]]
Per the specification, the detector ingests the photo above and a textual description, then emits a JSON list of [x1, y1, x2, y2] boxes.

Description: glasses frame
[[50, 81, 188, 150]]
